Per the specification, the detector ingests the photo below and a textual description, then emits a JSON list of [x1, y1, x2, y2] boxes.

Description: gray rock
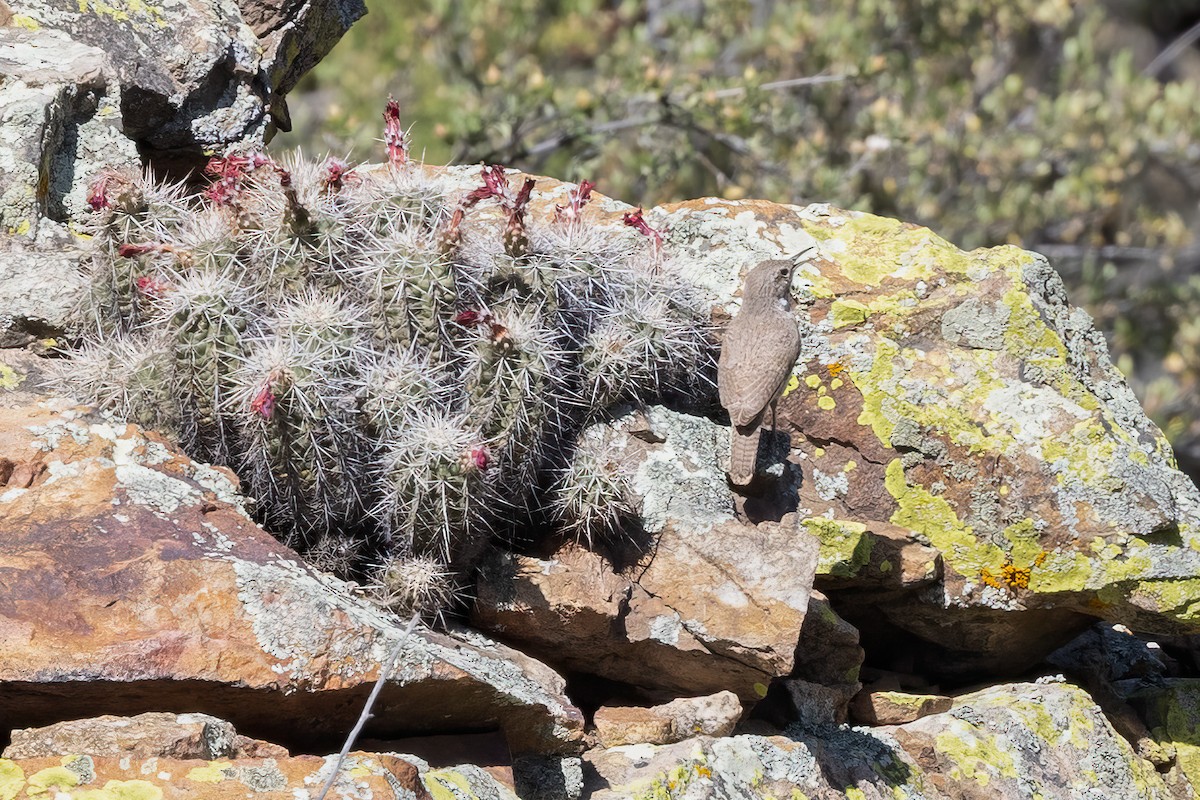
[[0, 27, 137, 238]]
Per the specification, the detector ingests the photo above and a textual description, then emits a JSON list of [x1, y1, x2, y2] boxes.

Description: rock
[[655, 197, 1200, 678], [786, 590, 863, 725], [886, 681, 1178, 799], [0, 750, 523, 799], [583, 730, 940, 799], [512, 755, 584, 800], [4, 712, 288, 761], [1118, 679, 1200, 794], [6, 0, 363, 169], [850, 691, 953, 725], [0, 246, 89, 344], [593, 692, 742, 748], [473, 407, 819, 702], [0, 27, 137, 238], [0, 398, 583, 756], [1047, 622, 1173, 683]]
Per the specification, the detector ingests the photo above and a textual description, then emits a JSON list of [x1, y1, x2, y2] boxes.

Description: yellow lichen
[[0, 362, 25, 390], [27, 766, 79, 794], [74, 780, 164, 800], [0, 760, 24, 800]]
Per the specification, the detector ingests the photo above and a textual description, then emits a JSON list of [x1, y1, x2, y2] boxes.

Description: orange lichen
[[980, 552, 1047, 592]]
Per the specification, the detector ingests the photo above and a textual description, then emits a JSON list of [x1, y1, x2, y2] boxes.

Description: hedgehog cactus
[[60, 105, 713, 600]]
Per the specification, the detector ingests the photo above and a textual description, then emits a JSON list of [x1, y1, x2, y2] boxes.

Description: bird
[[717, 251, 811, 485]]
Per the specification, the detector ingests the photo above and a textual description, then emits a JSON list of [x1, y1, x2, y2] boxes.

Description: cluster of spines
[[65, 102, 712, 618]]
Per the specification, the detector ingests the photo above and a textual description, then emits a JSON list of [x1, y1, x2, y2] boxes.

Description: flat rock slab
[[0, 751, 518, 799], [4, 712, 286, 761], [0, 399, 582, 755], [584, 682, 1180, 799], [593, 692, 742, 748]]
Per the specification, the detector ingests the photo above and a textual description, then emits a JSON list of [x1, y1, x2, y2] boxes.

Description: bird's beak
[[789, 245, 818, 267]]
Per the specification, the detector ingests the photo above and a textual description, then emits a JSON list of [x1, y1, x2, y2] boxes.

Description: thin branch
[[315, 611, 422, 800], [1143, 19, 1200, 78], [710, 73, 848, 98]]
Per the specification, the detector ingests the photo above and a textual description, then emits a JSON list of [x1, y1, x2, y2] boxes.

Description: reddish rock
[[0, 751, 441, 799], [593, 691, 742, 748], [849, 691, 953, 725], [0, 400, 582, 756]]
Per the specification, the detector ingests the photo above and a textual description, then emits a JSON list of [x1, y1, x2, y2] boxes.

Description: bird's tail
[[728, 424, 761, 486]]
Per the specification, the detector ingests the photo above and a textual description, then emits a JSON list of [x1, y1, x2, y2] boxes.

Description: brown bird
[[718, 252, 809, 485]]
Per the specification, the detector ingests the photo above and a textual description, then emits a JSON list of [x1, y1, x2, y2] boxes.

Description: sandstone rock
[[886, 681, 1178, 799], [473, 407, 819, 702], [593, 691, 742, 748], [0, 750, 524, 799], [3, 712, 287, 761], [0, 398, 582, 755], [850, 691, 952, 725]]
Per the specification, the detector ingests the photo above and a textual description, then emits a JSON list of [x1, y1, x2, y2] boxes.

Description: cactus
[[375, 408, 488, 561], [551, 424, 638, 547], [146, 268, 255, 462], [369, 554, 460, 623], [60, 104, 715, 594]]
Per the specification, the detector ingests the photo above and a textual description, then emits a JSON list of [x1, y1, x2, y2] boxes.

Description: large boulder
[[0, 380, 583, 755], [583, 682, 1181, 799], [655, 198, 1200, 677]]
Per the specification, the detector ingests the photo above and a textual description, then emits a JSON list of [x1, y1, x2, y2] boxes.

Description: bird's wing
[[718, 316, 801, 426]]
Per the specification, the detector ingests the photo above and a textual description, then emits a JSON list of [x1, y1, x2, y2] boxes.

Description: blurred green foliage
[[281, 0, 1200, 476]]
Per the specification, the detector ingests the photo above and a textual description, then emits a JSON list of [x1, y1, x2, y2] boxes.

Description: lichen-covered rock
[[885, 681, 1179, 799], [0, 398, 582, 755], [473, 405, 819, 702], [0, 750, 517, 799], [655, 197, 1200, 676], [583, 730, 941, 800], [0, 27, 137, 238], [2, 712, 288, 761], [5, 0, 363, 169], [1119, 679, 1200, 796]]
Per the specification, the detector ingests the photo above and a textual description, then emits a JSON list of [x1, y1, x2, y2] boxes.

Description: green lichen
[[1130, 578, 1200, 621], [184, 762, 230, 783], [811, 213, 972, 286], [76, 0, 167, 27], [885, 459, 1004, 577], [831, 299, 870, 328], [805, 517, 871, 577]]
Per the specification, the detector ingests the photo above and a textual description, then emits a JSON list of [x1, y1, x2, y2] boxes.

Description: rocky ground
[[4, 2, 1200, 799]]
